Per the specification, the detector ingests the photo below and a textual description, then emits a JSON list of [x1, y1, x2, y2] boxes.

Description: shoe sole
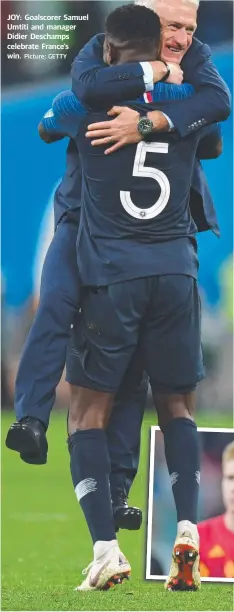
[[166, 545, 200, 591], [77, 570, 131, 592], [5, 426, 47, 465], [20, 452, 47, 465], [115, 509, 142, 532], [102, 570, 131, 590]]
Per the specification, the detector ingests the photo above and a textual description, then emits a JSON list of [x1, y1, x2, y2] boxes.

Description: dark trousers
[[15, 217, 147, 496]]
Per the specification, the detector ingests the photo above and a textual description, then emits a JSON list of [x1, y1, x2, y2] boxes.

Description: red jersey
[[198, 514, 234, 578]]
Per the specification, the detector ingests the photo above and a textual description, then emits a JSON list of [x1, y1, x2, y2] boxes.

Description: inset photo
[[146, 427, 234, 583]]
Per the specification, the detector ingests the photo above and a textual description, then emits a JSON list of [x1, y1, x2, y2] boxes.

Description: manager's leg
[[107, 369, 148, 531], [6, 219, 80, 464]]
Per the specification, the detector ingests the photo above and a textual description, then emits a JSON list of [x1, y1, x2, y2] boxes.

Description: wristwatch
[[160, 60, 171, 82], [137, 116, 153, 136]]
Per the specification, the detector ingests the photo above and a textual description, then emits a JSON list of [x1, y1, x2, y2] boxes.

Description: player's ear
[[103, 38, 112, 65], [109, 42, 120, 65], [106, 40, 118, 66]]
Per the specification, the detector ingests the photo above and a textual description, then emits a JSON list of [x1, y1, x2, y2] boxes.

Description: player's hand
[[166, 63, 183, 85], [86, 106, 141, 155]]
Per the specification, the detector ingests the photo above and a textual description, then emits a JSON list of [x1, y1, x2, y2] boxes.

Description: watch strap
[[160, 60, 170, 83]]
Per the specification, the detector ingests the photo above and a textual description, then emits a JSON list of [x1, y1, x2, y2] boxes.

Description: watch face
[[138, 118, 153, 135]]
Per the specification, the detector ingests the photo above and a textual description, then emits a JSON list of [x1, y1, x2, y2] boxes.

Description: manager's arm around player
[[72, 0, 230, 153]]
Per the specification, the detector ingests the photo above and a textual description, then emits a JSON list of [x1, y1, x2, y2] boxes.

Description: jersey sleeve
[[153, 82, 194, 101], [136, 83, 194, 108], [41, 90, 87, 139]]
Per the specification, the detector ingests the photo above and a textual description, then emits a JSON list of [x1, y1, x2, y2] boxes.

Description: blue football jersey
[[76, 106, 203, 286], [42, 82, 195, 233], [41, 85, 220, 286]]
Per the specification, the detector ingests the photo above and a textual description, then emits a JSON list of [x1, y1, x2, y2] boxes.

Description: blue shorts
[[66, 275, 205, 394]]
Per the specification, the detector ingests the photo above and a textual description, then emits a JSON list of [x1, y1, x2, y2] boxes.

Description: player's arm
[[71, 34, 181, 108], [38, 91, 87, 144], [38, 112, 65, 144], [196, 123, 223, 160], [38, 130, 64, 144]]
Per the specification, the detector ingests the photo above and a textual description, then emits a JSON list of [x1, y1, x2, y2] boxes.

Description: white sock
[[177, 520, 199, 542], [94, 539, 118, 560]]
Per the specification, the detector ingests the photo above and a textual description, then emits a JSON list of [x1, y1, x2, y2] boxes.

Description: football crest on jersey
[[44, 109, 54, 119]]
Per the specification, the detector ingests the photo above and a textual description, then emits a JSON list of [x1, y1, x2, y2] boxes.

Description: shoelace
[[112, 492, 128, 509], [82, 561, 94, 576]]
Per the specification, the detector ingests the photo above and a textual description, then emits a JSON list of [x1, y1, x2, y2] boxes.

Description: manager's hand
[[86, 106, 170, 155]]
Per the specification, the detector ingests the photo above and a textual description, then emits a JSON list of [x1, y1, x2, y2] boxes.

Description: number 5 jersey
[[41, 88, 220, 287], [76, 107, 218, 287]]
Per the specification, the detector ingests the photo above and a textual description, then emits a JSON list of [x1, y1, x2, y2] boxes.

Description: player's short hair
[[135, 0, 200, 8], [222, 441, 234, 468], [106, 3, 161, 54]]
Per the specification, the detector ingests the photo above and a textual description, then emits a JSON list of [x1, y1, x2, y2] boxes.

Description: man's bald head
[[135, 0, 200, 9]]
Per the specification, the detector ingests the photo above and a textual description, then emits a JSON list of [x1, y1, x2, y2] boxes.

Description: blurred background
[[149, 429, 234, 578], [1, 0, 233, 418]]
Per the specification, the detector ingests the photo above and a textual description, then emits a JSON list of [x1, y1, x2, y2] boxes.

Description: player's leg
[[66, 283, 149, 531], [66, 325, 146, 530], [67, 387, 131, 590], [153, 391, 200, 591], [68, 384, 116, 543], [142, 274, 204, 591], [5, 218, 80, 464], [65, 281, 147, 589]]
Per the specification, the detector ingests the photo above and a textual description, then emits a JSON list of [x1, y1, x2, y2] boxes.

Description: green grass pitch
[[2, 410, 233, 611]]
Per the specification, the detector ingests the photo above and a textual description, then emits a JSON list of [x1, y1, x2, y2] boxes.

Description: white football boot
[[76, 541, 131, 591], [165, 530, 200, 591]]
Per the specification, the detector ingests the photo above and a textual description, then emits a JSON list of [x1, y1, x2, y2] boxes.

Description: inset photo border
[[146, 427, 234, 584]]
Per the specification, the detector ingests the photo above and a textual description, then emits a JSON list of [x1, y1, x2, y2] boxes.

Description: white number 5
[[120, 141, 170, 219]]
